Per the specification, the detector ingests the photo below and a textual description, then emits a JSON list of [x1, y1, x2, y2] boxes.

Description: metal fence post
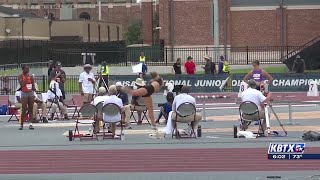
[[165, 47, 168, 65], [246, 46, 249, 64]]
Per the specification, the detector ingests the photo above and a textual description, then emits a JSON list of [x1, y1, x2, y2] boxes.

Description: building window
[[79, 12, 90, 20], [116, 26, 120, 41], [107, 26, 110, 41]]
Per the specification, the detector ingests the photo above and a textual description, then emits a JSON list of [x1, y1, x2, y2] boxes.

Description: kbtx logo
[[268, 143, 305, 154]]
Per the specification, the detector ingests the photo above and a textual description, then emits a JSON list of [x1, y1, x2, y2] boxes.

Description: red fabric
[[21, 74, 32, 93], [9, 108, 19, 115], [184, 61, 195, 74]]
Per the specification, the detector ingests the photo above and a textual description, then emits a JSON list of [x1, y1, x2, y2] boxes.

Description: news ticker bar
[[268, 154, 320, 160]]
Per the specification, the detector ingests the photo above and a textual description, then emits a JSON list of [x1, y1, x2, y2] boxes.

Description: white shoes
[[149, 128, 164, 139]]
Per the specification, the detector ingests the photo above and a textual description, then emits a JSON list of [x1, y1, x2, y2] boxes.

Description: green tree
[[124, 23, 142, 45]]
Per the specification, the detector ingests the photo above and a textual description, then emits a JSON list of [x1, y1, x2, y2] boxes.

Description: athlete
[[243, 60, 273, 96], [124, 72, 163, 135], [18, 65, 36, 130]]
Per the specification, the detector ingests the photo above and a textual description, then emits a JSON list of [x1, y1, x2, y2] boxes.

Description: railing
[[281, 35, 320, 62], [0, 38, 306, 66]]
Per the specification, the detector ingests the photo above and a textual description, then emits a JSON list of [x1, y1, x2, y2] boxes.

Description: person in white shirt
[[79, 64, 96, 105], [46, 81, 69, 120], [103, 85, 123, 139], [166, 86, 202, 136], [240, 79, 271, 133], [92, 87, 108, 133], [15, 86, 48, 123]]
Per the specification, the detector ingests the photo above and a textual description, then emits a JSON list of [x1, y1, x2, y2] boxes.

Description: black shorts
[[142, 85, 155, 97]]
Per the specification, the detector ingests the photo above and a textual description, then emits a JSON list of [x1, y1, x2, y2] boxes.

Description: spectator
[[202, 55, 215, 74], [165, 86, 202, 135], [14, 86, 47, 123], [139, 62, 148, 80], [79, 64, 96, 105], [1, 74, 10, 95], [92, 87, 108, 133], [116, 82, 131, 129], [47, 81, 69, 120], [292, 55, 306, 73], [240, 79, 272, 134], [50, 61, 66, 99], [218, 55, 229, 74], [184, 56, 196, 75], [130, 78, 147, 125], [48, 60, 55, 80], [156, 92, 174, 124], [172, 58, 182, 74], [33, 91, 48, 123], [103, 85, 123, 139]]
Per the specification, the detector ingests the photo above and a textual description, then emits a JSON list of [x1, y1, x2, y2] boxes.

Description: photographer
[[50, 61, 66, 99]]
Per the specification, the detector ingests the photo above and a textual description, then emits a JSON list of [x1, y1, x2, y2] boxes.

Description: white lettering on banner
[[166, 80, 191, 86], [194, 80, 223, 87], [291, 79, 299, 86], [272, 79, 320, 87], [232, 80, 241, 86]]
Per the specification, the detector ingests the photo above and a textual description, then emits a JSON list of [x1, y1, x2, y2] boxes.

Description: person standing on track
[[18, 65, 36, 130], [79, 64, 96, 105], [243, 60, 273, 92], [124, 72, 164, 137]]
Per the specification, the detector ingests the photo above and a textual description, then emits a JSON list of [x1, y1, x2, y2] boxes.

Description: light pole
[[169, 0, 174, 62]]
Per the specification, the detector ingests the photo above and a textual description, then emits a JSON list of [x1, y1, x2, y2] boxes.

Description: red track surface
[[0, 148, 320, 174]]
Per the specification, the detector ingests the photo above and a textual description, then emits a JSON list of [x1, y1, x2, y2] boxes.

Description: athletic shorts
[[21, 92, 35, 97]]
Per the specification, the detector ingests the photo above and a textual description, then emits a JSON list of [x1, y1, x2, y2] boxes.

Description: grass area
[[0, 69, 19, 76]]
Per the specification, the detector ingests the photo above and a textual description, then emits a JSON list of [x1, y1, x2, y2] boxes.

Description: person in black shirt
[[49, 61, 66, 99], [172, 58, 182, 74], [292, 55, 306, 73], [115, 82, 131, 129], [202, 55, 216, 74], [47, 60, 55, 82]]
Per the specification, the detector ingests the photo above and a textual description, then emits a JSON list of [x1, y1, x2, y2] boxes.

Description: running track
[[0, 148, 320, 174]]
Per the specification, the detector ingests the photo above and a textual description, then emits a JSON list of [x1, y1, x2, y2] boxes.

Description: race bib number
[[26, 84, 32, 90]]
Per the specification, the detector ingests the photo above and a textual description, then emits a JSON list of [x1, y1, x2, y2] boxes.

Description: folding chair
[[0, 95, 16, 122], [172, 102, 197, 139], [130, 98, 150, 124], [74, 104, 98, 141], [101, 103, 123, 140], [69, 95, 84, 119], [95, 101, 104, 131], [239, 101, 264, 136], [7, 98, 19, 122]]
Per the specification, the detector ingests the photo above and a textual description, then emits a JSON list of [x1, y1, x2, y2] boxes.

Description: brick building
[[0, 0, 319, 48]]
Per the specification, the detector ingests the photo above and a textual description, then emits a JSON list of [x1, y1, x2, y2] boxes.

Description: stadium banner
[[109, 73, 320, 93]]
